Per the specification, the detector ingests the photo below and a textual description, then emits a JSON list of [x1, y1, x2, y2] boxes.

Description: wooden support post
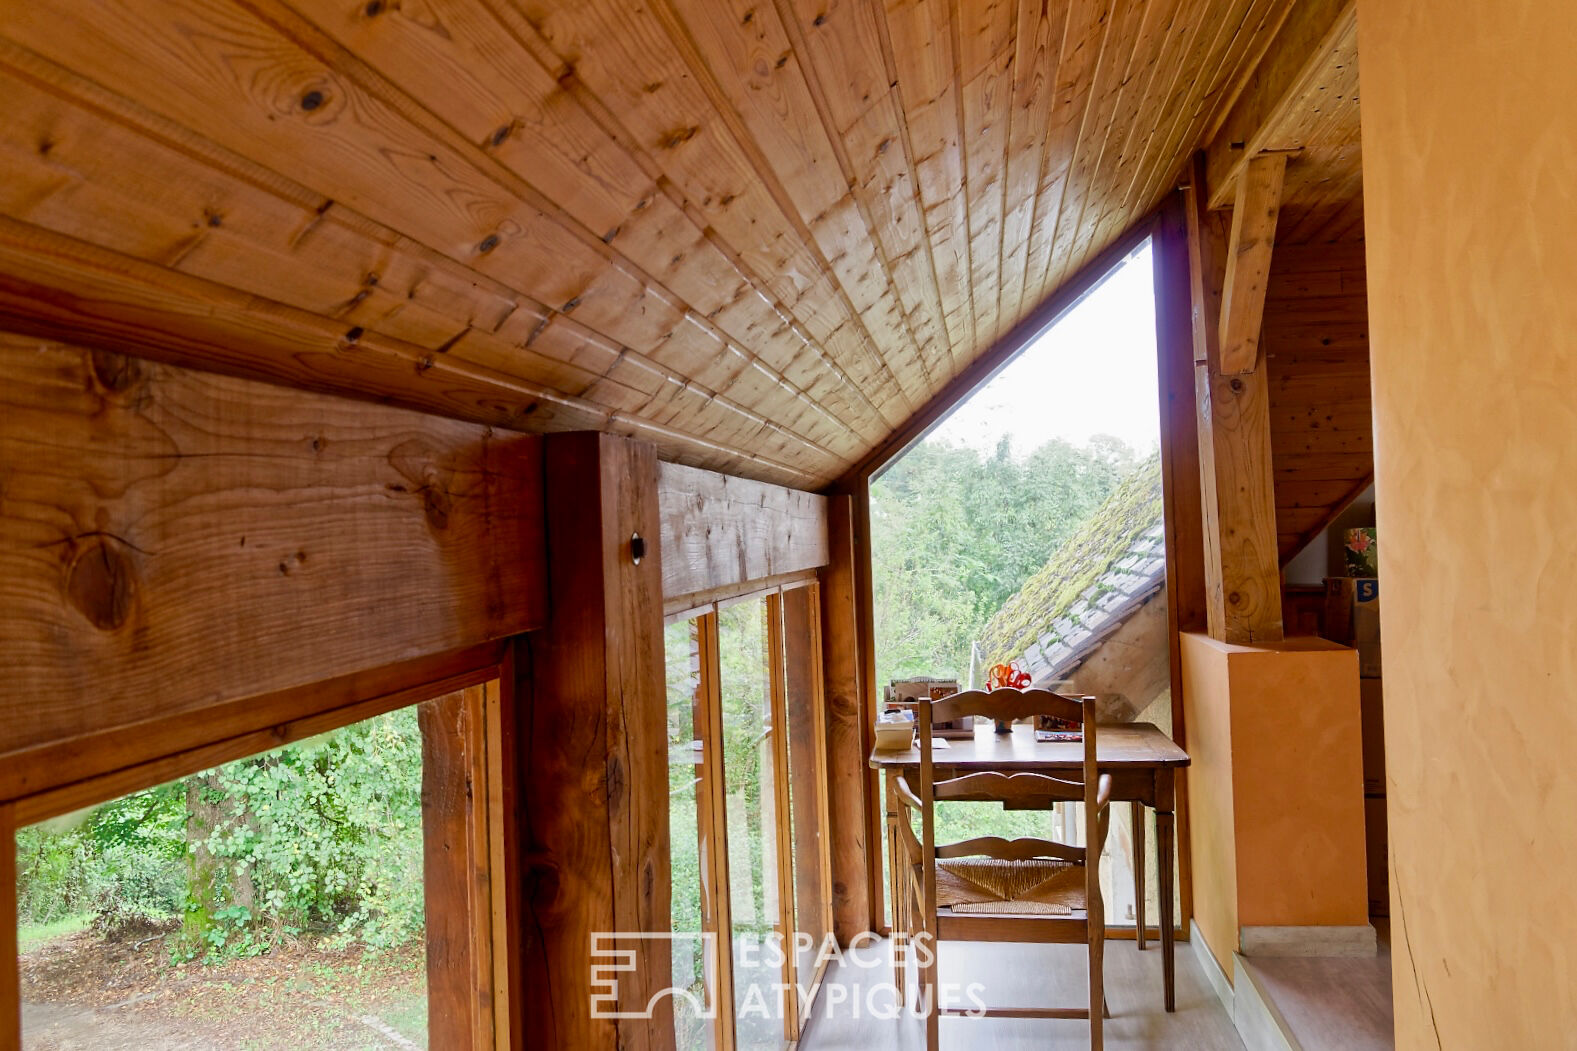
[[1153, 195, 1205, 941], [782, 584, 835, 950], [820, 493, 872, 944], [519, 432, 673, 1050], [693, 613, 738, 1051], [420, 686, 492, 1051], [2, 803, 17, 1051], [1187, 154, 1284, 644], [765, 595, 801, 1042], [1218, 155, 1288, 374]]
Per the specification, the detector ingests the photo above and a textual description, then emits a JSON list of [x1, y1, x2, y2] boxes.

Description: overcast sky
[[924, 241, 1160, 458]]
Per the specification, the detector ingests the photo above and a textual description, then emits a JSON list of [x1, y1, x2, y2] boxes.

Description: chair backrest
[[912, 688, 1101, 869]]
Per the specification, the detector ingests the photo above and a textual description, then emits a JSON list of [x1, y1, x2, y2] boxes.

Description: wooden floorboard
[[1238, 921, 1394, 1051], [798, 937, 1242, 1050]]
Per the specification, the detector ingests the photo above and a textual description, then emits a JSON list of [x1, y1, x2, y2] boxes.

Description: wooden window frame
[[2, 644, 519, 1051], [671, 578, 833, 1050]]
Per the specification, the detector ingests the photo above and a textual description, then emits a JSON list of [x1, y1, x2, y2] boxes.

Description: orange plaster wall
[[1360, 1, 1577, 1045], [1182, 633, 1369, 975], [1225, 637, 1367, 928], [1180, 632, 1238, 977]]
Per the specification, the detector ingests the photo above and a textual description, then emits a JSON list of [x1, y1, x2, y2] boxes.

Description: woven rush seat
[[931, 856, 1087, 915]]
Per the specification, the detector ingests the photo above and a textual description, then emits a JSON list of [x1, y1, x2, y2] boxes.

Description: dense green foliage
[[14, 707, 426, 962], [870, 435, 1136, 688]]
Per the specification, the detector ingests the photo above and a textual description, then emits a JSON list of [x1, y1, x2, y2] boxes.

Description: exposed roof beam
[[1218, 154, 1288, 374], [1204, 0, 1357, 209]]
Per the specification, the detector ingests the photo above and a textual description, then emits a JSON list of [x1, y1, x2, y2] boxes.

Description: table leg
[[885, 771, 903, 1002], [1132, 800, 1146, 951], [1158, 806, 1176, 1011]]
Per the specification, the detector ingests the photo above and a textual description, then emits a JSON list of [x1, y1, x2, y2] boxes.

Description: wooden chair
[[892, 688, 1111, 1049]]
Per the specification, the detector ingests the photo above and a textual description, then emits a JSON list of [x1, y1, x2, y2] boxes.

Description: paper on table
[[930, 738, 951, 749]]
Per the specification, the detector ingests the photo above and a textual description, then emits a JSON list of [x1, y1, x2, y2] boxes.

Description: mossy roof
[[977, 455, 1165, 672]]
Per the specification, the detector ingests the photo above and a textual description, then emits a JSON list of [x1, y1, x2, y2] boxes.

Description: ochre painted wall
[[1182, 633, 1369, 976], [1226, 637, 1367, 929], [1360, 0, 1577, 1045], [1181, 632, 1239, 977]]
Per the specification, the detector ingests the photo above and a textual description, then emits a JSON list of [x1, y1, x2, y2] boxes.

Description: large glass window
[[14, 686, 502, 1049], [664, 583, 831, 1051], [870, 241, 1180, 936]]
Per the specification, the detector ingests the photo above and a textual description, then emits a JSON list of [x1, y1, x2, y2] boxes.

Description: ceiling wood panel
[[0, 0, 1302, 487]]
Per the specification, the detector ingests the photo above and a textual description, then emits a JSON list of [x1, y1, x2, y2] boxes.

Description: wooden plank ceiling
[[0, 0, 1300, 489]]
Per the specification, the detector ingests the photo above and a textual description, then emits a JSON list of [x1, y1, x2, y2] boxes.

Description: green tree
[[870, 434, 1135, 688]]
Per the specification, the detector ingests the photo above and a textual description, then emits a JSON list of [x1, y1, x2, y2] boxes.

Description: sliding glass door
[[664, 582, 831, 1051]]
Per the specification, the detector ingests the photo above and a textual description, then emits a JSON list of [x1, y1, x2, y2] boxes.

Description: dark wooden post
[[518, 432, 673, 1050], [819, 492, 872, 944], [2, 803, 17, 1050]]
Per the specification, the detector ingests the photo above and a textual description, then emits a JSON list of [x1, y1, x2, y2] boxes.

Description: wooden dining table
[[868, 719, 1191, 1010]]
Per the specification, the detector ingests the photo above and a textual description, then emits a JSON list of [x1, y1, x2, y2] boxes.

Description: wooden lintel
[[1204, 0, 1356, 209], [0, 335, 545, 790], [1218, 153, 1287, 375], [657, 460, 829, 605]]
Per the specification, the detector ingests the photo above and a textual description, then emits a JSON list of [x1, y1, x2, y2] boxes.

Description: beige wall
[[1182, 633, 1369, 975], [1360, 0, 1577, 1045]]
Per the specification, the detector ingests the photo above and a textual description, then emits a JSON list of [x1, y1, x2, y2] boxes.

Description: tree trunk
[[181, 772, 225, 953]]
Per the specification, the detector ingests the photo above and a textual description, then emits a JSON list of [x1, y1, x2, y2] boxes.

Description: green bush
[[14, 705, 427, 962]]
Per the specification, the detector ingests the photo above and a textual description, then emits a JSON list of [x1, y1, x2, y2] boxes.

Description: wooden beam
[[1204, 0, 1356, 209], [519, 432, 673, 1050], [1154, 192, 1209, 637], [1218, 154, 1288, 374], [420, 686, 491, 1051], [1186, 157, 1285, 644], [782, 583, 835, 951], [1152, 190, 1206, 941], [819, 493, 872, 944], [1, 802, 17, 1051], [657, 461, 829, 609], [0, 217, 815, 490], [693, 612, 738, 1050], [0, 336, 544, 795]]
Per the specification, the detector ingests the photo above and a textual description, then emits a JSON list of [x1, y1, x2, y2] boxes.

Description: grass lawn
[[18, 912, 93, 953]]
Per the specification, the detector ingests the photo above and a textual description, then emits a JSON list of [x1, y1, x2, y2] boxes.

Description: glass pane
[[780, 587, 829, 1002], [666, 618, 713, 1050], [717, 597, 782, 1049], [16, 705, 431, 1049]]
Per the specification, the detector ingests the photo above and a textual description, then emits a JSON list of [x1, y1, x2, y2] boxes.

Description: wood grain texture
[[782, 583, 834, 958], [519, 432, 672, 1050], [819, 492, 871, 944], [0, 335, 544, 776], [1262, 241, 1373, 563], [1, 803, 17, 1051], [1217, 153, 1286, 374], [1204, 0, 1355, 210], [420, 687, 488, 1051], [1186, 156, 1283, 644], [0, 0, 1290, 487], [657, 460, 829, 604]]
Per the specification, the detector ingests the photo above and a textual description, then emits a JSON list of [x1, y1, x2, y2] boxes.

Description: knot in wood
[[88, 350, 144, 395], [66, 537, 136, 631]]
